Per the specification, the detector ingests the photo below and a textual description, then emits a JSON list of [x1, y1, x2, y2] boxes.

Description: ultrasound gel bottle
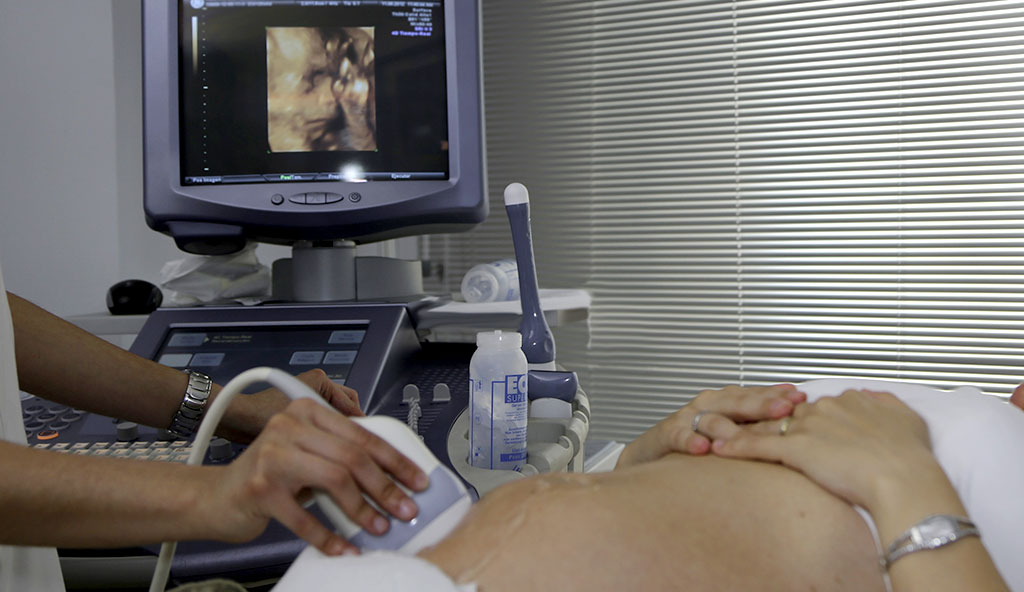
[[469, 330, 529, 471]]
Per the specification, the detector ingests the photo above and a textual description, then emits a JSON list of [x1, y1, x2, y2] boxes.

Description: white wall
[[0, 0, 126, 316], [0, 1, 418, 318], [0, 0, 285, 318], [111, 0, 191, 301]]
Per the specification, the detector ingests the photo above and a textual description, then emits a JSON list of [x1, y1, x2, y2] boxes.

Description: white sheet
[[274, 547, 476, 592], [799, 378, 1024, 591]]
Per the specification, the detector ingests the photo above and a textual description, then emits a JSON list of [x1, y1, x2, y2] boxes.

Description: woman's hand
[[218, 369, 362, 444], [714, 390, 1012, 592], [712, 389, 942, 512], [209, 397, 430, 556], [615, 384, 806, 469]]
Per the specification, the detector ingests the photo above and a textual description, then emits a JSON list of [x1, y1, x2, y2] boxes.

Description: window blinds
[[430, 0, 1024, 441]]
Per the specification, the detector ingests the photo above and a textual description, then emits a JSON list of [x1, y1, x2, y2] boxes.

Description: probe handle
[[504, 183, 555, 367]]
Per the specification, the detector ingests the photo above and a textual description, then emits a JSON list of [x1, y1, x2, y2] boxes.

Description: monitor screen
[[179, 1, 448, 185], [143, 0, 486, 254]]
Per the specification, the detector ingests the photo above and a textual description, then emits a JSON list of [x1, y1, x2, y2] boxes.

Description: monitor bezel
[[142, 0, 487, 252]]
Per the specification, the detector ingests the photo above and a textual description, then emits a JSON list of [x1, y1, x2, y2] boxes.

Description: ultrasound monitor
[[142, 0, 487, 256]]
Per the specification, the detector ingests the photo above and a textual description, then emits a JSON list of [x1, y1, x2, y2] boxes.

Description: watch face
[[917, 516, 955, 546]]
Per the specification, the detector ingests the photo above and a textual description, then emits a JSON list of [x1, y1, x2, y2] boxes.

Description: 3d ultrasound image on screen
[[266, 26, 377, 153]]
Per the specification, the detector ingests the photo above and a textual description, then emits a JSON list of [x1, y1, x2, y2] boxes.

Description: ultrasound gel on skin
[[469, 330, 529, 471], [460, 259, 520, 303]]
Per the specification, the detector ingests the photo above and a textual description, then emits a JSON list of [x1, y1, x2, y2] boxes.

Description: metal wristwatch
[[883, 514, 980, 568], [167, 369, 213, 439]]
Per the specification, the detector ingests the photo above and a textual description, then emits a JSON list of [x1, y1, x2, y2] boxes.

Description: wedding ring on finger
[[778, 416, 793, 436], [692, 409, 712, 435]]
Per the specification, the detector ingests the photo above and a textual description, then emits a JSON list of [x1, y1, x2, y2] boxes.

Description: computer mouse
[[106, 279, 163, 315]]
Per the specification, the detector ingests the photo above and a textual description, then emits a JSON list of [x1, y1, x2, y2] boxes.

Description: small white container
[[460, 259, 520, 303], [469, 330, 529, 471]]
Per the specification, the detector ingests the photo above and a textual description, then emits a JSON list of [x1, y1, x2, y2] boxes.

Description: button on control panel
[[279, 192, 347, 205], [20, 395, 238, 464]]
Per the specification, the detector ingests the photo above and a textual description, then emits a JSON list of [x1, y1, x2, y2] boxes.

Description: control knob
[[208, 437, 234, 462], [116, 421, 139, 442]]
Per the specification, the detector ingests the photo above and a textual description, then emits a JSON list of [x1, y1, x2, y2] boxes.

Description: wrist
[[178, 465, 239, 542], [210, 383, 257, 443], [167, 370, 213, 439], [864, 448, 945, 509], [868, 461, 967, 546], [215, 386, 289, 444]]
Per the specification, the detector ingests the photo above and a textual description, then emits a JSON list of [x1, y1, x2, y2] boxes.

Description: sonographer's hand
[[615, 384, 806, 469], [287, 369, 362, 416], [212, 397, 429, 556], [217, 369, 363, 444]]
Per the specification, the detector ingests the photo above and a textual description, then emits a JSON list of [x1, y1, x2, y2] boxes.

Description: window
[[430, 0, 1024, 440]]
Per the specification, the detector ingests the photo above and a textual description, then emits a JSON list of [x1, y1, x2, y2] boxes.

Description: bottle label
[[469, 372, 528, 471]]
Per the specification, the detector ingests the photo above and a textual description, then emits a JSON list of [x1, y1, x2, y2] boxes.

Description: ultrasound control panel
[[43, 303, 475, 589], [22, 394, 226, 464]]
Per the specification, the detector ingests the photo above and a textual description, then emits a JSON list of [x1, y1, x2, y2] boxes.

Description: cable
[[149, 367, 326, 592]]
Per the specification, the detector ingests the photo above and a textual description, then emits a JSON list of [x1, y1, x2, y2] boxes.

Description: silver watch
[[883, 514, 980, 568], [167, 369, 213, 439]]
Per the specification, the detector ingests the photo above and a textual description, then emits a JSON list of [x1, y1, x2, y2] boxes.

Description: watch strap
[[167, 369, 213, 439]]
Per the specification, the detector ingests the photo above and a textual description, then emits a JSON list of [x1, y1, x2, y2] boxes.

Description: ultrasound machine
[[19, 0, 585, 588]]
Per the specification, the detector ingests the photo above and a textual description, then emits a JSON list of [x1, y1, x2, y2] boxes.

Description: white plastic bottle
[[460, 259, 520, 303], [469, 330, 529, 471]]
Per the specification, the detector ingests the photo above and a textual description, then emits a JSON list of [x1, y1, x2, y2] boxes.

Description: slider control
[[432, 383, 451, 403]]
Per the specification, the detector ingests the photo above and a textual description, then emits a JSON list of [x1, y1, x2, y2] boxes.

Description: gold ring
[[778, 416, 792, 436]]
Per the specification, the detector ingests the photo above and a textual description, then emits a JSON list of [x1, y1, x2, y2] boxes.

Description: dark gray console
[[42, 303, 475, 590]]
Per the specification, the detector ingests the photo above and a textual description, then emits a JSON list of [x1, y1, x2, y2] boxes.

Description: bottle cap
[[476, 330, 522, 348], [461, 270, 499, 303]]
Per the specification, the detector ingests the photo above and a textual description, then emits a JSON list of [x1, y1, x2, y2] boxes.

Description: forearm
[[10, 293, 192, 429], [8, 293, 275, 440], [869, 462, 1009, 592], [0, 440, 226, 547]]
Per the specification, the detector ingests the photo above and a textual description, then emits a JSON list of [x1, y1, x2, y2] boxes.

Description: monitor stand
[[281, 240, 424, 302]]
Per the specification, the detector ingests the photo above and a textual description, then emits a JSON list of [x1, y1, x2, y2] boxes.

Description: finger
[[745, 417, 792, 436], [776, 383, 808, 405], [331, 416, 430, 494], [673, 428, 711, 455], [341, 386, 363, 416], [298, 369, 364, 417], [348, 426, 428, 495], [702, 386, 804, 422], [267, 490, 359, 556], [853, 389, 898, 403], [660, 411, 713, 456], [692, 411, 743, 442], [280, 445, 397, 534], [792, 401, 812, 418], [712, 430, 789, 463], [326, 382, 363, 417], [289, 399, 429, 496], [319, 464, 398, 535], [288, 415, 422, 521]]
